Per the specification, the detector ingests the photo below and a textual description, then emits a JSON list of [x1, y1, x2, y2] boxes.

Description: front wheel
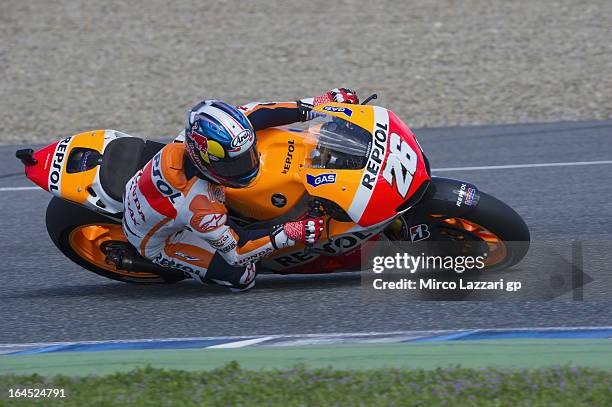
[[46, 197, 184, 284], [387, 185, 530, 271]]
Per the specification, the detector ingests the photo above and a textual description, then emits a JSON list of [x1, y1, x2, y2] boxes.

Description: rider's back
[[122, 143, 225, 259]]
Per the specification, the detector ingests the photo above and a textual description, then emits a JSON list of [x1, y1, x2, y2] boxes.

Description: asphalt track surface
[[1, 120, 611, 343]]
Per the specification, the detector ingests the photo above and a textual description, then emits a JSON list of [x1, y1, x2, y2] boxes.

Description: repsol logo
[[272, 231, 374, 267], [361, 122, 388, 190], [152, 153, 181, 203], [48, 137, 72, 192], [456, 183, 467, 207], [281, 140, 295, 174]]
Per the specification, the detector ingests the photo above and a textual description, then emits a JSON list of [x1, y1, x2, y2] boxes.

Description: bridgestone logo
[[49, 137, 72, 192]]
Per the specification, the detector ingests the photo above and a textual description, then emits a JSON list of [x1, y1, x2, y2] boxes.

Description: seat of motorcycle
[[99, 137, 165, 202]]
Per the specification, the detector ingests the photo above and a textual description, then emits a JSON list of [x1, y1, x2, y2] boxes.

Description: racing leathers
[[121, 94, 353, 290]]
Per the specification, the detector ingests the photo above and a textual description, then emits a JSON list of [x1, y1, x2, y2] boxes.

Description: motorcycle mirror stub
[[16, 148, 37, 166]]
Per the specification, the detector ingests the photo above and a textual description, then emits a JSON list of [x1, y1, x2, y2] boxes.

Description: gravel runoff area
[[1, 0, 611, 145]]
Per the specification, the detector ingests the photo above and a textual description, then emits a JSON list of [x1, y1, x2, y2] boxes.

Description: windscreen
[[304, 114, 371, 170]]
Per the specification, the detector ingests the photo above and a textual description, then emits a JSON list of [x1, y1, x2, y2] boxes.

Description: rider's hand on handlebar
[[314, 88, 359, 106], [298, 88, 359, 121], [270, 217, 325, 248]]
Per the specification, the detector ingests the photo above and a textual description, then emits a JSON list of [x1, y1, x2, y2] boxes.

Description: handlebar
[[361, 93, 378, 105]]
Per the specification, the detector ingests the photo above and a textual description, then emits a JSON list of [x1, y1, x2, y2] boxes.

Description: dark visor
[[210, 144, 259, 178]]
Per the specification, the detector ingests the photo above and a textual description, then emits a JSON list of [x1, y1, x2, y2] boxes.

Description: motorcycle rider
[[121, 88, 359, 291]]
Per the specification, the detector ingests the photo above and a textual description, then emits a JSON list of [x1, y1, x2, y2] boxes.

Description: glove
[[298, 88, 359, 109], [298, 88, 359, 121], [270, 217, 325, 249], [314, 88, 359, 106]]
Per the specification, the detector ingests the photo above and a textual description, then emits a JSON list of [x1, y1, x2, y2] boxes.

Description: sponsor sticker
[[190, 132, 208, 155], [48, 136, 72, 192], [322, 105, 353, 117], [174, 251, 200, 262], [306, 173, 336, 187], [360, 121, 388, 191], [238, 247, 273, 265], [465, 187, 476, 206], [456, 184, 478, 207], [281, 140, 295, 174], [152, 153, 181, 203], [456, 183, 467, 207], [193, 213, 226, 232], [409, 224, 430, 242], [271, 231, 375, 267], [218, 241, 237, 253], [209, 233, 231, 249], [230, 129, 254, 149], [154, 254, 196, 276]]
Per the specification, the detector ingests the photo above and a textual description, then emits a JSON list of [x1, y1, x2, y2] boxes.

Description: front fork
[[384, 176, 481, 242]]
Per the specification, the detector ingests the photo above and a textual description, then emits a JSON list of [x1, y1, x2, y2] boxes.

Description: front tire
[[389, 189, 530, 271], [435, 191, 530, 270]]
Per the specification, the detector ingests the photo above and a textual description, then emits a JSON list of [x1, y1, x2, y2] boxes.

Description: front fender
[[403, 176, 481, 224]]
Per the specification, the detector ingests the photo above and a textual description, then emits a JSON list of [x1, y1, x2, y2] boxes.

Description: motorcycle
[[16, 95, 530, 284]]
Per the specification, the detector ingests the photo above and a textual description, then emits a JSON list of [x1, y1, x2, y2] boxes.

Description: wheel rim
[[68, 224, 160, 279], [433, 216, 508, 267]]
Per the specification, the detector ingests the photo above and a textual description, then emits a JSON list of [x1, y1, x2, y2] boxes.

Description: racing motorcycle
[[16, 95, 530, 284]]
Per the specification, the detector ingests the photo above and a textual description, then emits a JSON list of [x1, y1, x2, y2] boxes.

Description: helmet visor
[[210, 144, 259, 184]]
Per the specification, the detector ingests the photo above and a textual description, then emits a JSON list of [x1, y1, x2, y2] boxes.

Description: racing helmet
[[184, 100, 259, 188]]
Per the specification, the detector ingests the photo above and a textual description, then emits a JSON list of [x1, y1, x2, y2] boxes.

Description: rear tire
[[46, 197, 182, 284]]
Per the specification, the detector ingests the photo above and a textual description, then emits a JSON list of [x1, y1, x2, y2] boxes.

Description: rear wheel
[[46, 198, 182, 283]]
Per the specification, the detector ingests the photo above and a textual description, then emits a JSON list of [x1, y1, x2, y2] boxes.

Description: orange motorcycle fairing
[[23, 129, 135, 215], [227, 103, 430, 228], [225, 128, 308, 221], [20, 102, 441, 278]]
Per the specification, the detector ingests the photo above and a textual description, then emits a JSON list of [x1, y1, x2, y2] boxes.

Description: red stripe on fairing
[[271, 234, 381, 274], [358, 112, 429, 226], [24, 142, 58, 192], [139, 160, 177, 219]]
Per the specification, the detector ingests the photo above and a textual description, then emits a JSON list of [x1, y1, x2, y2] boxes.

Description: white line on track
[[0, 186, 41, 191], [1, 160, 611, 192], [207, 337, 277, 349], [433, 160, 612, 172]]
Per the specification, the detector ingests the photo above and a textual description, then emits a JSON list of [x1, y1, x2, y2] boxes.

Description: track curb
[[3, 326, 612, 355]]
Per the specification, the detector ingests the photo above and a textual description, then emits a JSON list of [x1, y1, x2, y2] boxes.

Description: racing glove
[[323, 88, 360, 105], [298, 88, 359, 121], [269, 217, 325, 249]]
